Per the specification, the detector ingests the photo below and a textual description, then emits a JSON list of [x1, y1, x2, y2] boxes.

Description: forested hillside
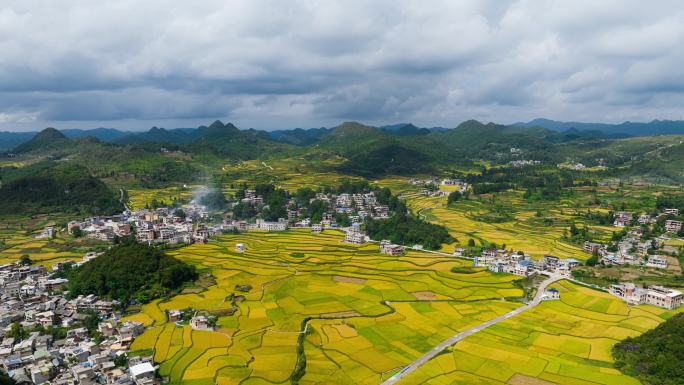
[[68, 239, 198, 303], [613, 313, 684, 385], [0, 163, 123, 215]]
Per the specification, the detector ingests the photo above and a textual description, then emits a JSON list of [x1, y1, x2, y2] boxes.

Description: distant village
[[409, 177, 469, 197], [584, 208, 682, 269], [62, 188, 400, 249]]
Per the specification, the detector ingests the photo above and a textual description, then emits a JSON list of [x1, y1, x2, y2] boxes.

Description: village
[[10, 187, 683, 385], [578, 208, 682, 270], [0, 262, 156, 385], [61, 188, 402, 249]]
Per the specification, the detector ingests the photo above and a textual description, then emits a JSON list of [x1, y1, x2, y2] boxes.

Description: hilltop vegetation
[[613, 313, 684, 385], [366, 213, 454, 250], [0, 163, 123, 215], [5, 120, 684, 185], [68, 238, 197, 303], [12, 127, 70, 153]]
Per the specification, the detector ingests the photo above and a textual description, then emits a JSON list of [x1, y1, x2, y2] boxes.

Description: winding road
[[380, 274, 564, 385]]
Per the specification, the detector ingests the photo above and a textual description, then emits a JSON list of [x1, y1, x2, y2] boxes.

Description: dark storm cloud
[[1, 0, 684, 130]]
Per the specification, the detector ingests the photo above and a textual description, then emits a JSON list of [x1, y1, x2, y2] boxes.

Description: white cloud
[[0, 0, 683, 130]]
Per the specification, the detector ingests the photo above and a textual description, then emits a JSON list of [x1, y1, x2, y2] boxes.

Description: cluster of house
[[67, 204, 215, 245], [409, 177, 468, 190], [471, 249, 579, 277], [558, 162, 587, 170], [343, 224, 367, 245], [508, 160, 540, 168], [584, 236, 671, 268], [409, 177, 439, 186], [582, 208, 682, 269], [609, 283, 682, 310], [612, 209, 682, 232], [309, 191, 390, 220], [0, 263, 155, 385], [227, 190, 392, 234]]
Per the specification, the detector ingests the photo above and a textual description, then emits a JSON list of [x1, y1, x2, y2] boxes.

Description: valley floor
[[124, 230, 680, 385]]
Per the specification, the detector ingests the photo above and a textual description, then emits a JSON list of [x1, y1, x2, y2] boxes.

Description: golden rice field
[[400, 280, 683, 385], [127, 229, 523, 385], [127, 186, 195, 210], [0, 216, 89, 268], [220, 156, 362, 192], [402, 191, 617, 261]]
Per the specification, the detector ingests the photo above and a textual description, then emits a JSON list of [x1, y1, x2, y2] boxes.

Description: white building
[[646, 255, 668, 269], [379, 240, 405, 256], [344, 231, 366, 244], [610, 283, 682, 309], [665, 220, 682, 233]]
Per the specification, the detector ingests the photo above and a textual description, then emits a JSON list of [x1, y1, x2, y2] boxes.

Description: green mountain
[[0, 163, 123, 215], [186, 120, 291, 160], [318, 122, 443, 176], [268, 127, 331, 146], [13, 127, 71, 153]]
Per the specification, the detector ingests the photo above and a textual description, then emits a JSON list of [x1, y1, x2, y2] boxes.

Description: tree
[[68, 238, 197, 304], [447, 191, 462, 205], [6, 322, 28, 341], [200, 190, 228, 211], [114, 354, 129, 368], [175, 209, 187, 220], [82, 312, 101, 334], [19, 255, 33, 266], [0, 369, 15, 385], [613, 313, 684, 385], [71, 226, 83, 238], [586, 253, 599, 266]]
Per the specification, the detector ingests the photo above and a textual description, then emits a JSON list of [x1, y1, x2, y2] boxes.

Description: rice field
[[402, 191, 618, 261], [399, 280, 684, 385], [126, 186, 195, 210], [220, 156, 362, 192], [127, 229, 523, 384], [0, 215, 95, 268]]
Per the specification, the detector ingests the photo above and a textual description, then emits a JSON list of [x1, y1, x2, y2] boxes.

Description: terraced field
[[127, 186, 195, 210], [400, 280, 683, 385], [402, 191, 617, 261], [0, 215, 96, 268], [127, 229, 523, 385], [220, 156, 361, 192]]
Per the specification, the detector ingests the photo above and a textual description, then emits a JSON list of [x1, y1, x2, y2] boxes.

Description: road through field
[[380, 274, 564, 385]]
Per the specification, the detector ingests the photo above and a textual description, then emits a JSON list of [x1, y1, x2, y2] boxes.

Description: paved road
[[380, 275, 564, 385]]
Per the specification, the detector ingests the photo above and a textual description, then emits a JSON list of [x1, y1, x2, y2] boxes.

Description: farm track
[[380, 274, 564, 385]]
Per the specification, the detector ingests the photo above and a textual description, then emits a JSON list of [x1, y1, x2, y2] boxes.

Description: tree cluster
[[365, 214, 454, 250], [68, 238, 197, 304], [613, 313, 684, 385]]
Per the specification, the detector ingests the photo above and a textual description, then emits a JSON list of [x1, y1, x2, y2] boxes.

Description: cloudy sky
[[1, 0, 684, 131]]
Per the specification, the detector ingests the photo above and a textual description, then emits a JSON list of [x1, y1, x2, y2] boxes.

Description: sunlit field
[[0, 215, 98, 268], [400, 189, 636, 261], [127, 186, 195, 210], [401, 280, 683, 385], [220, 156, 363, 192], [126, 229, 523, 385]]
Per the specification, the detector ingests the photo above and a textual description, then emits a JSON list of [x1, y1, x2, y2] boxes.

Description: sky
[[1, 0, 684, 131]]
